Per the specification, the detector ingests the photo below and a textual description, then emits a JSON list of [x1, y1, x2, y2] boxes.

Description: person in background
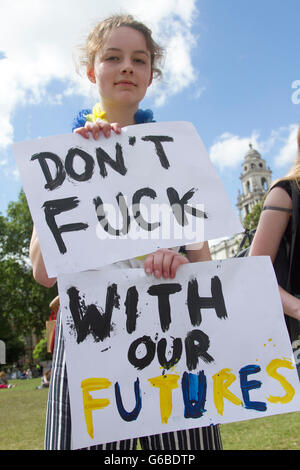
[[249, 122, 300, 378], [19, 370, 28, 380], [0, 371, 16, 389], [36, 369, 51, 389]]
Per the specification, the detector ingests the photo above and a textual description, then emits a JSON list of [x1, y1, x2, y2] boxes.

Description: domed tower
[[237, 143, 272, 222]]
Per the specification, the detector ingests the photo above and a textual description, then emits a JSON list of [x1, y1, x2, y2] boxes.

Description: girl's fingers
[[144, 251, 164, 277], [73, 127, 90, 139], [152, 250, 165, 278], [144, 253, 154, 275], [74, 121, 122, 140], [169, 253, 189, 279], [111, 122, 122, 135], [84, 121, 98, 139], [161, 250, 174, 279], [144, 249, 188, 279], [98, 122, 112, 138]]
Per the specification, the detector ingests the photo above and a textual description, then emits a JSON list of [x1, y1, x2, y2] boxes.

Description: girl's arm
[[186, 241, 211, 262], [30, 226, 57, 288], [249, 186, 300, 321], [249, 187, 291, 262], [278, 286, 300, 321]]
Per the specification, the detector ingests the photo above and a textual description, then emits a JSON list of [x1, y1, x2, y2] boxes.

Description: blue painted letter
[[115, 378, 142, 421], [181, 371, 207, 418], [239, 364, 267, 412]]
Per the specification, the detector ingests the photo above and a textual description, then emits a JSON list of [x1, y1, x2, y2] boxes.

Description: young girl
[[249, 123, 300, 378], [30, 14, 222, 450]]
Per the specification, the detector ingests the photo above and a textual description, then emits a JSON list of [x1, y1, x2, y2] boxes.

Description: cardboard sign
[[58, 257, 300, 449], [13, 122, 242, 277]]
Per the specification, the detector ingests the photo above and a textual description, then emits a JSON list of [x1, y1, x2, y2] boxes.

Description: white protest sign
[[58, 257, 300, 450], [13, 122, 242, 277]]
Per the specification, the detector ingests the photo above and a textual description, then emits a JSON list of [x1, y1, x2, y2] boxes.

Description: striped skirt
[[45, 310, 222, 450]]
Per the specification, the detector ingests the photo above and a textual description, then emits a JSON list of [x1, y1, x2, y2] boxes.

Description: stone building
[[209, 143, 272, 259], [236, 143, 272, 222]]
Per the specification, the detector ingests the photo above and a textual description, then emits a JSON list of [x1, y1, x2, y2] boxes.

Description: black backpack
[[235, 228, 256, 258]]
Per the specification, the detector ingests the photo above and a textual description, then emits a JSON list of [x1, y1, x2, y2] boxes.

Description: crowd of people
[[0, 366, 52, 391]]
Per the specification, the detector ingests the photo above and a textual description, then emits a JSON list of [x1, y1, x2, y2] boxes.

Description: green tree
[[0, 313, 25, 363], [1, 190, 33, 258], [235, 200, 265, 254], [0, 190, 57, 341], [243, 200, 264, 231], [33, 333, 52, 363]]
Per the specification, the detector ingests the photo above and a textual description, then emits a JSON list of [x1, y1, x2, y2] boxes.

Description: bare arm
[[249, 187, 300, 320], [186, 241, 211, 262], [30, 226, 57, 288], [249, 188, 291, 262]]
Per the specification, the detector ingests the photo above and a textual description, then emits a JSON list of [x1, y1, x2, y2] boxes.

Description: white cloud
[[209, 124, 299, 171], [209, 131, 260, 169], [273, 124, 298, 168], [0, 0, 198, 149], [0, 114, 14, 150], [194, 86, 206, 99]]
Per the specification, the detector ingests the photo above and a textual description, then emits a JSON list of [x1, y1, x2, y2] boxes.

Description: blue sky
[[1, 0, 299, 224]]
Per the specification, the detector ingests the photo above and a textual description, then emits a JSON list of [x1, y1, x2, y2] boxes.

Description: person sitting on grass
[[36, 369, 51, 389], [0, 371, 16, 389]]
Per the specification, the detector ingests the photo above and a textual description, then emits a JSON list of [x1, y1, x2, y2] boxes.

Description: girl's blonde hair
[[271, 121, 300, 188], [284, 122, 300, 182], [77, 14, 164, 79]]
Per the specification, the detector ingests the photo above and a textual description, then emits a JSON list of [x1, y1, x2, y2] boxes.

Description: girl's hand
[[144, 248, 189, 279], [74, 119, 121, 139]]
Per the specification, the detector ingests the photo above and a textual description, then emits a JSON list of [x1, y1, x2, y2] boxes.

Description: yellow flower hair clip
[[72, 104, 154, 132], [85, 103, 107, 123]]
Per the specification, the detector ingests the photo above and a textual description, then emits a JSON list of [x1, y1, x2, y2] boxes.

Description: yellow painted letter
[[148, 374, 180, 424], [81, 378, 112, 439], [266, 358, 295, 404], [213, 368, 243, 415]]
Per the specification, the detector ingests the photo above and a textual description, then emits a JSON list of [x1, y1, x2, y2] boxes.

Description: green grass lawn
[[0, 378, 48, 450], [0, 378, 299, 450], [220, 412, 300, 450]]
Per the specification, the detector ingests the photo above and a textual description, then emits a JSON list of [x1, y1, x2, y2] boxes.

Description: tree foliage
[[243, 200, 264, 231], [0, 313, 25, 363], [33, 333, 52, 362], [0, 190, 57, 340]]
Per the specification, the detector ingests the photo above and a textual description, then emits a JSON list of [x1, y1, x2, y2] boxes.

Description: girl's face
[[88, 26, 153, 110]]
